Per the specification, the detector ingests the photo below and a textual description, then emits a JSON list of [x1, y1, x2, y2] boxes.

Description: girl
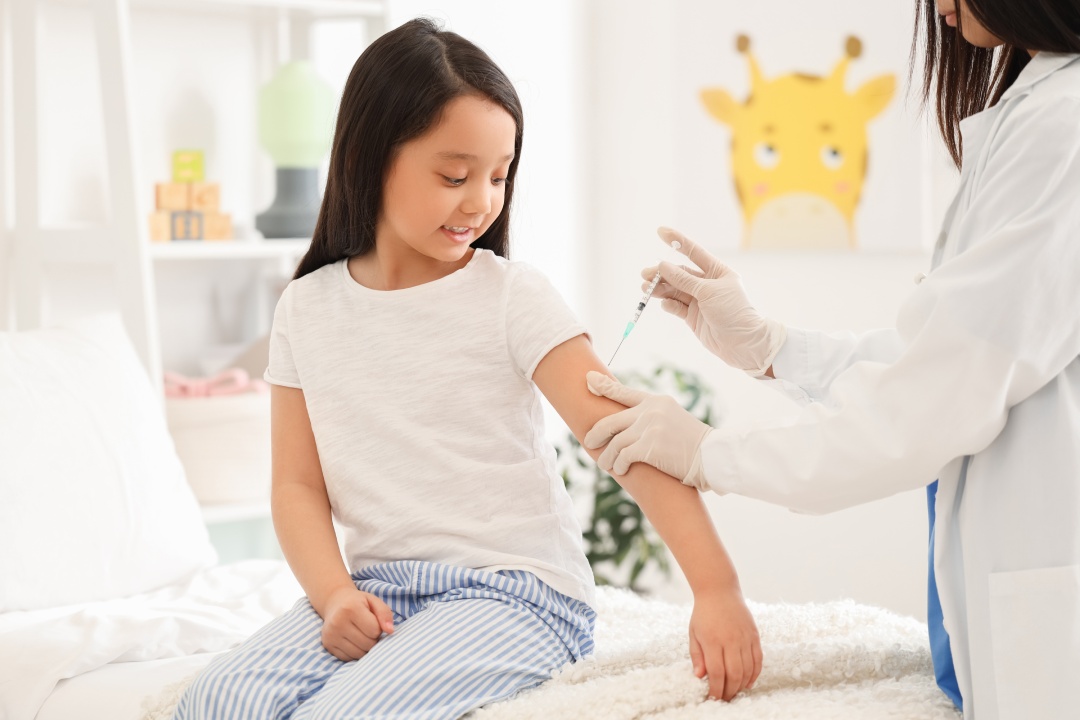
[[586, 1, 1080, 718], [175, 18, 760, 720]]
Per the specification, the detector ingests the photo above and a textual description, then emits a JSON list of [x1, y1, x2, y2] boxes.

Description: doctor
[[583, 1, 1080, 719]]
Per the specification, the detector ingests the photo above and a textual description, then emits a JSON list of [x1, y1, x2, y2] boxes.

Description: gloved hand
[[583, 371, 711, 488], [645, 227, 786, 377]]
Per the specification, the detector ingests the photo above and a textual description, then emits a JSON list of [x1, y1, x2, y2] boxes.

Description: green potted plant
[[556, 364, 718, 592]]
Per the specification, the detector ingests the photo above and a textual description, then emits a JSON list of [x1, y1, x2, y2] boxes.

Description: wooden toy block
[[148, 210, 171, 242], [203, 212, 233, 241], [171, 211, 203, 240], [172, 150, 205, 183], [190, 182, 220, 212], [155, 182, 190, 211]]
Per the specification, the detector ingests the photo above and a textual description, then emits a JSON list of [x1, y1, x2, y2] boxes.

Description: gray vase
[[256, 167, 321, 239]]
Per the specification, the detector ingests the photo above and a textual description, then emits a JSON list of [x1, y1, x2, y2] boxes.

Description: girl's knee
[[172, 662, 254, 720]]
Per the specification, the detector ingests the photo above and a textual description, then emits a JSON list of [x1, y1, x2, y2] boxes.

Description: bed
[[0, 316, 960, 720]]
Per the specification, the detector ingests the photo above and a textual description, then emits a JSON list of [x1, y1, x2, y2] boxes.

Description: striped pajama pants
[[173, 561, 595, 720]]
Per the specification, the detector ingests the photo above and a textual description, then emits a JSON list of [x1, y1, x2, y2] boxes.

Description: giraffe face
[[701, 36, 895, 249], [731, 77, 871, 222]]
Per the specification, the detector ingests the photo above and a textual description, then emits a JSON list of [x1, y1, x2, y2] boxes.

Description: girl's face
[[378, 94, 516, 264], [937, 0, 1004, 48]]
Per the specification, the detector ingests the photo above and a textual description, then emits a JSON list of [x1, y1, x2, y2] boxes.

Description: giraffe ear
[[853, 74, 896, 121], [700, 88, 740, 126]]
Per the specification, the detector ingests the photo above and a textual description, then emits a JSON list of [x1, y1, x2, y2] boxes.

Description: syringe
[[607, 240, 680, 366]]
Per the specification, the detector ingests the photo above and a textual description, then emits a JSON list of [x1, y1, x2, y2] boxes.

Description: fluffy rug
[[146, 588, 961, 719]]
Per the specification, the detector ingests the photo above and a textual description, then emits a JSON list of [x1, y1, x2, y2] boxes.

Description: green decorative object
[[255, 61, 336, 239], [556, 365, 718, 591], [172, 149, 204, 183]]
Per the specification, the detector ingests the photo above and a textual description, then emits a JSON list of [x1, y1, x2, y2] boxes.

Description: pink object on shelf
[[163, 368, 269, 398]]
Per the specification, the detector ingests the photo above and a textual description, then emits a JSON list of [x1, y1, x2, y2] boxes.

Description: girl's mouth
[[441, 226, 474, 243]]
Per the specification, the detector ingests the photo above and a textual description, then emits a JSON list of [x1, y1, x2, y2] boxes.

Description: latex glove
[[644, 227, 786, 377], [584, 371, 711, 487]]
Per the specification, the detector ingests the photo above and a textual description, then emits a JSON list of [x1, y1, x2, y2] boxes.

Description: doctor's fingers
[[660, 297, 689, 320], [659, 262, 715, 300], [657, 226, 726, 277], [642, 267, 697, 306], [596, 418, 646, 475], [583, 405, 641, 451]]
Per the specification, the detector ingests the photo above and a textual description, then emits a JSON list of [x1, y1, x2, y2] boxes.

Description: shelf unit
[[6, 0, 388, 553], [7, 0, 387, 383]]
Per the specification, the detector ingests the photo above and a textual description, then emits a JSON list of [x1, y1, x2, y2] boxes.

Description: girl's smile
[[441, 225, 478, 244]]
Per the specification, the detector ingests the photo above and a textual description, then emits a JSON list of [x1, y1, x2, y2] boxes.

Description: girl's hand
[[689, 586, 763, 702], [319, 586, 396, 662]]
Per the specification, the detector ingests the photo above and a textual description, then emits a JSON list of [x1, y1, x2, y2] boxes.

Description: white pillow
[[0, 315, 217, 611]]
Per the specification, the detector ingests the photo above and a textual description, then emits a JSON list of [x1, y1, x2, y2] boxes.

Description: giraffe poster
[[702, 36, 895, 250], [671, 0, 928, 252]]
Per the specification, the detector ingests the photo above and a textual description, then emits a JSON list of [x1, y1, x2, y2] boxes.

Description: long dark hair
[[912, 0, 1080, 167], [294, 18, 523, 280]]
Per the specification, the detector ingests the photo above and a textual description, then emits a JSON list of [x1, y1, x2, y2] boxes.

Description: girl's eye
[[492, 177, 506, 186], [444, 176, 466, 186]]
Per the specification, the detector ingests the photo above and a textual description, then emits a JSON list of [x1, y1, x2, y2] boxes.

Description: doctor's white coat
[[699, 52, 1080, 720]]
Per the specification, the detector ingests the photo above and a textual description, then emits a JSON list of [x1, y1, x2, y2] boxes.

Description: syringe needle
[[607, 321, 635, 366], [608, 242, 678, 367], [607, 336, 627, 366]]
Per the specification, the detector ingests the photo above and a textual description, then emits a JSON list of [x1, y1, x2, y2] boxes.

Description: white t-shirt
[[265, 249, 595, 604]]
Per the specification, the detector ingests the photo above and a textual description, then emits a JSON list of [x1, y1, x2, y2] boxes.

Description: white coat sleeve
[[768, 327, 905, 401], [700, 96, 1080, 514]]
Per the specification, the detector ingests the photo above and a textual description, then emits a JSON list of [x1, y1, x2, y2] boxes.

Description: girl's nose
[[461, 183, 493, 216]]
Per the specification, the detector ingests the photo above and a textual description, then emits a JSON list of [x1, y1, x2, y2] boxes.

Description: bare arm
[[270, 385, 394, 659], [532, 335, 762, 699]]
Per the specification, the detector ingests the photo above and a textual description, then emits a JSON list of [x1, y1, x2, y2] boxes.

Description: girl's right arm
[[271, 385, 395, 660], [533, 336, 762, 701]]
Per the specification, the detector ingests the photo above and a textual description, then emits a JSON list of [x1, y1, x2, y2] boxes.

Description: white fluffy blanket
[[147, 587, 961, 719]]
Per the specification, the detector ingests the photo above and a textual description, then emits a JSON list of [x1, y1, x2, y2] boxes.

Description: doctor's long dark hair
[[912, 0, 1080, 168], [293, 18, 523, 281]]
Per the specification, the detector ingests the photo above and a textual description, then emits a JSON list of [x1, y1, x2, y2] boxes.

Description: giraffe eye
[[821, 146, 844, 170], [754, 143, 780, 169]]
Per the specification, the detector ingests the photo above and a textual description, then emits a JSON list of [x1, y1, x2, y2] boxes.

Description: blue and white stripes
[[173, 561, 595, 720]]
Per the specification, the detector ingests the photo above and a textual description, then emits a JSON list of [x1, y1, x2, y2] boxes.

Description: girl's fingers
[[750, 641, 763, 688], [704, 644, 727, 701], [741, 646, 755, 693], [366, 594, 396, 634], [689, 634, 706, 678]]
